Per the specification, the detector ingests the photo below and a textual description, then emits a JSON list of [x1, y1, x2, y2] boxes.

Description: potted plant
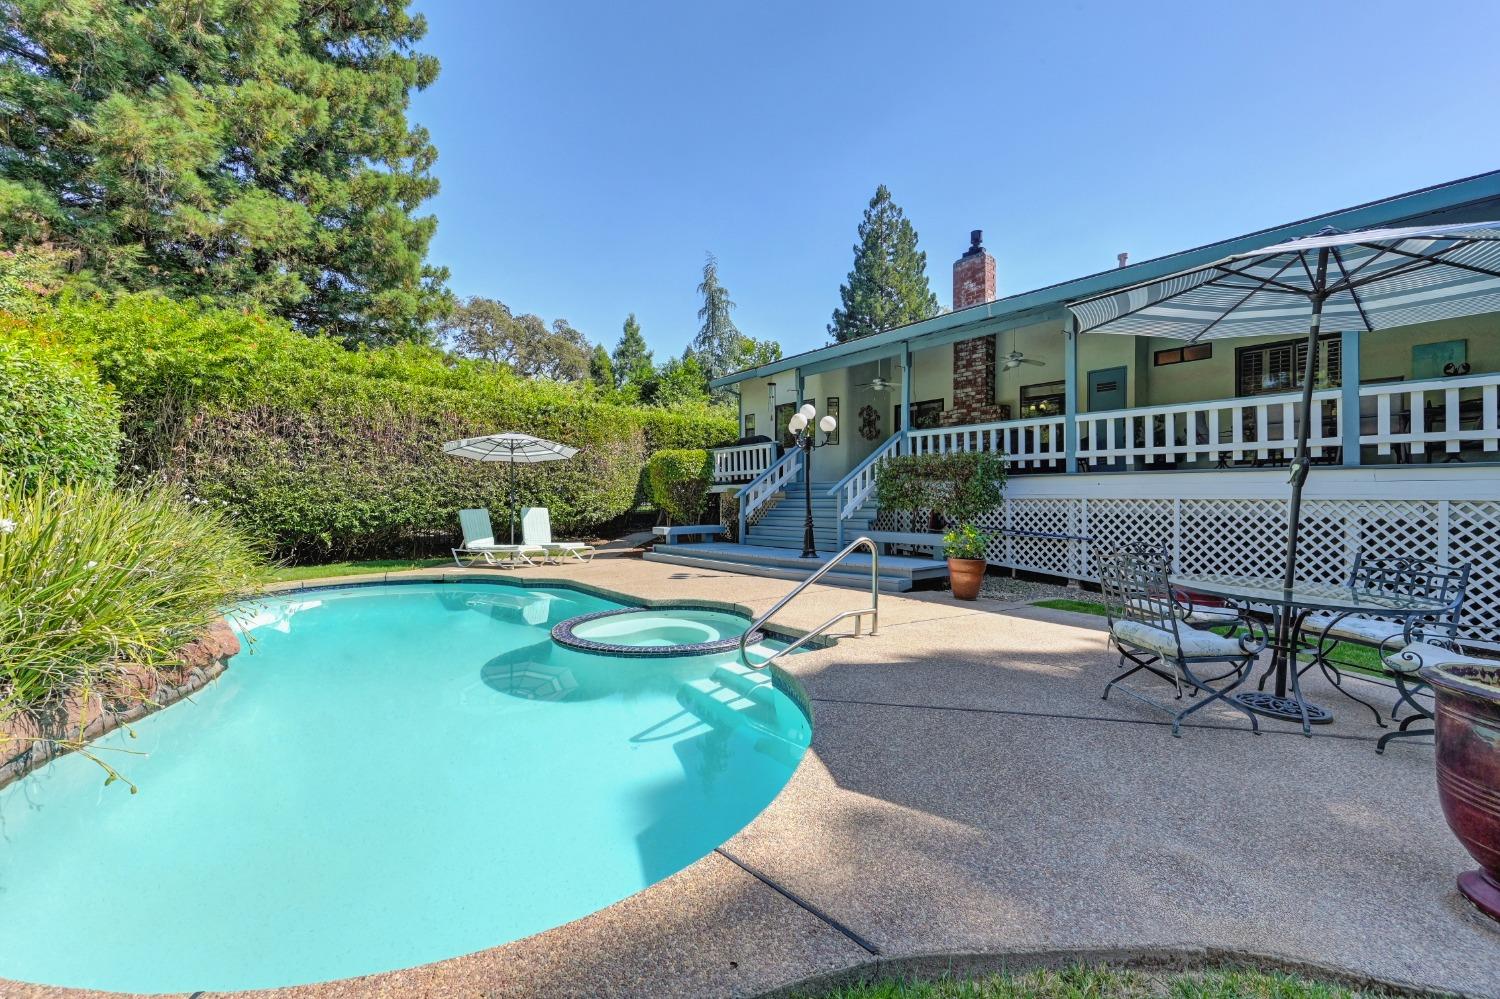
[[1420, 657, 1500, 923], [943, 523, 990, 600]]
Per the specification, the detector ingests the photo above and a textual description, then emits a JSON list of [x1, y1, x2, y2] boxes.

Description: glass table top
[[1171, 573, 1453, 616]]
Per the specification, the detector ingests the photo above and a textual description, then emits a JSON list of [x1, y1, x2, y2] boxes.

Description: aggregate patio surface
[[9, 559, 1499, 999]]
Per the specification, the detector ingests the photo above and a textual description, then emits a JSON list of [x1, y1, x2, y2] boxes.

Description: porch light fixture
[[787, 403, 838, 558]]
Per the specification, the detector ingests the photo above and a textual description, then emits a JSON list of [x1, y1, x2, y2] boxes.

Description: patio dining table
[[1168, 573, 1453, 734]]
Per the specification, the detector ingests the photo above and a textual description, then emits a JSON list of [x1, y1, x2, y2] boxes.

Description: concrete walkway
[[11, 560, 1499, 998]]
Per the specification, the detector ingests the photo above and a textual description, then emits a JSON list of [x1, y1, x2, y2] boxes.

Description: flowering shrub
[[942, 523, 990, 560]]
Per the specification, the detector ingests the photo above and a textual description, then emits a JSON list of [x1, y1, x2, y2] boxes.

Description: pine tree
[[689, 253, 740, 383], [611, 313, 654, 389], [828, 185, 939, 343], [0, 1, 450, 345]]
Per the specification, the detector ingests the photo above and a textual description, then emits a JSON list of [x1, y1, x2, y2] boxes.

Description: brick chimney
[[945, 230, 1008, 426], [952, 229, 996, 310]]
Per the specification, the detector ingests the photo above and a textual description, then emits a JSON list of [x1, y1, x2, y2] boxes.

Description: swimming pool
[[0, 582, 810, 993]]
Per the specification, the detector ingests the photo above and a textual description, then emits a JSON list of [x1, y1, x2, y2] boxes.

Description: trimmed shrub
[[0, 340, 121, 488], [645, 449, 714, 525], [7, 295, 737, 559]]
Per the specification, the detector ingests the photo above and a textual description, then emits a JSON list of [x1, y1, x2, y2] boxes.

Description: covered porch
[[714, 310, 1500, 487]]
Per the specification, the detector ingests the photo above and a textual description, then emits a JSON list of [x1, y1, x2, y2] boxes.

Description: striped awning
[[441, 433, 578, 463], [1067, 221, 1500, 341]]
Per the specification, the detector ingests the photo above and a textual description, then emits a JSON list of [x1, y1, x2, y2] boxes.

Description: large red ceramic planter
[[1421, 660, 1500, 923]]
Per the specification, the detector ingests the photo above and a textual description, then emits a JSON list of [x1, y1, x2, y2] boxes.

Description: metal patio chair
[[1100, 548, 1268, 737], [1297, 553, 1471, 727], [1118, 541, 1242, 631]]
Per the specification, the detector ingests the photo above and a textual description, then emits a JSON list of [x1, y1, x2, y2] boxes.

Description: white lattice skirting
[[974, 467, 1500, 648]]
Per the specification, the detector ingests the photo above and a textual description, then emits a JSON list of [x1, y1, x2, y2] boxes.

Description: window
[[1020, 380, 1066, 418], [1154, 343, 1213, 366], [743, 412, 756, 438], [1235, 334, 1341, 397], [825, 397, 840, 444], [894, 398, 945, 432]]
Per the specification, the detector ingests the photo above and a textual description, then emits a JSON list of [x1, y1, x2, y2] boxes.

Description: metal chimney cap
[[964, 229, 985, 256]]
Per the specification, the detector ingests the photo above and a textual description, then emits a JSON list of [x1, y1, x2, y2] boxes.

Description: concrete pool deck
[[9, 559, 1499, 999]]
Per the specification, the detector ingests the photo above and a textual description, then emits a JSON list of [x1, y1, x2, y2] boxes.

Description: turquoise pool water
[[0, 583, 810, 993]]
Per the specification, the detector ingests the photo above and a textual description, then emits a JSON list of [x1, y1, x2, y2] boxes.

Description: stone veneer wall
[[0, 620, 241, 790]]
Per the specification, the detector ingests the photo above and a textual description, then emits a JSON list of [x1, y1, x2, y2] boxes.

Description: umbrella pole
[[1281, 247, 1331, 595], [509, 457, 517, 545]]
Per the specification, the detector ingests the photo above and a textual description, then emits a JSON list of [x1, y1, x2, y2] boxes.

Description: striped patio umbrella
[[442, 433, 578, 543], [1067, 220, 1500, 592]]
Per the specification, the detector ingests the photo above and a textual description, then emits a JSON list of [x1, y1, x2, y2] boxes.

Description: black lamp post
[[787, 403, 838, 558]]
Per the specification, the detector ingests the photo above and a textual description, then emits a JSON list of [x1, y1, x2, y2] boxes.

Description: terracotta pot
[[947, 557, 986, 601], [1421, 659, 1500, 923]]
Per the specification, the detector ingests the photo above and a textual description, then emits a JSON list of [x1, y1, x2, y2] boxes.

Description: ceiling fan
[[1001, 332, 1046, 371], [855, 358, 902, 392]]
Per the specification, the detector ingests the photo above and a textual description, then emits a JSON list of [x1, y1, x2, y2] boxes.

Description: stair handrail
[[737, 446, 802, 541], [827, 431, 907, 546], [739, 536, 879, 668]]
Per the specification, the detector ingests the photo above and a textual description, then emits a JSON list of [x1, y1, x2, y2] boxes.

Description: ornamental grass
[[0, 473, 264, 716]]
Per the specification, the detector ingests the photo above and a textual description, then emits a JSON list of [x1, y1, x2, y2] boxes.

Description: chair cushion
[[1112, 619, 1246, 659], [1179, 605, 1240, 627], [1303, 613, 1405, 646], [1382, 641, 1494, 675]]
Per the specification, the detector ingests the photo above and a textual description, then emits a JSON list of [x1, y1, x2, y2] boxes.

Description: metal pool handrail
[[739, 536, 880, 668]]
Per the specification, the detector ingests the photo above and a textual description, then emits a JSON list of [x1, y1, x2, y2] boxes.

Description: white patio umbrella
[[442, 432, 578, 543], [1067, 220, 1500, 591]]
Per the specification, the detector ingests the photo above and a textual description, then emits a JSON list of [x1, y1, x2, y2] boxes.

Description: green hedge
[[7, 296, 737, 559], [0, 340, 121, 488], [644, 449, 713, 525]]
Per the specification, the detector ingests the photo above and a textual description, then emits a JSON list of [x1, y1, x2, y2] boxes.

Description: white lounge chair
[[452, 509, 550, 568], [521, 507, 595, 563]]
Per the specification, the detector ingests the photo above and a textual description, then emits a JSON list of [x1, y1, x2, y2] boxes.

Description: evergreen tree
[[689, 253, 740, 383], [828, 185, 939, 343], [611, 313, 654, 389], [589, 344, 615, 389], [0, 0, 450, 345]]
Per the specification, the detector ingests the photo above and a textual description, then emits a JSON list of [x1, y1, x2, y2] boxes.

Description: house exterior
[[663, 172, 1500, 647]]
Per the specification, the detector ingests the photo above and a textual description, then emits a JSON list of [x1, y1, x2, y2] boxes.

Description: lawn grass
[[1029, 599, 1385, 676], [800, 966, 1390, 999], [1033, 598, 1112, 618], [261, 558, 451, 583]]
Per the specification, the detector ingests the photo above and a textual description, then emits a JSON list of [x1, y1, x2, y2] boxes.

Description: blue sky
[[410, 0, 1500, 359]]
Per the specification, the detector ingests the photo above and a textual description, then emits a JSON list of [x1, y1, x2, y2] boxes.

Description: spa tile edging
[[551, 607, 767, 657]]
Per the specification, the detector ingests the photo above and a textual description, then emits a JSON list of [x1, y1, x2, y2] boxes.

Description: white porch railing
[[1361, 372, 1500, 458], [736, 447, 801, 540], [1075, 388, 1343, 467], [712, 440, 776, 483], [829, 432, 906, 521], [907, 415, 1066, 469]]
